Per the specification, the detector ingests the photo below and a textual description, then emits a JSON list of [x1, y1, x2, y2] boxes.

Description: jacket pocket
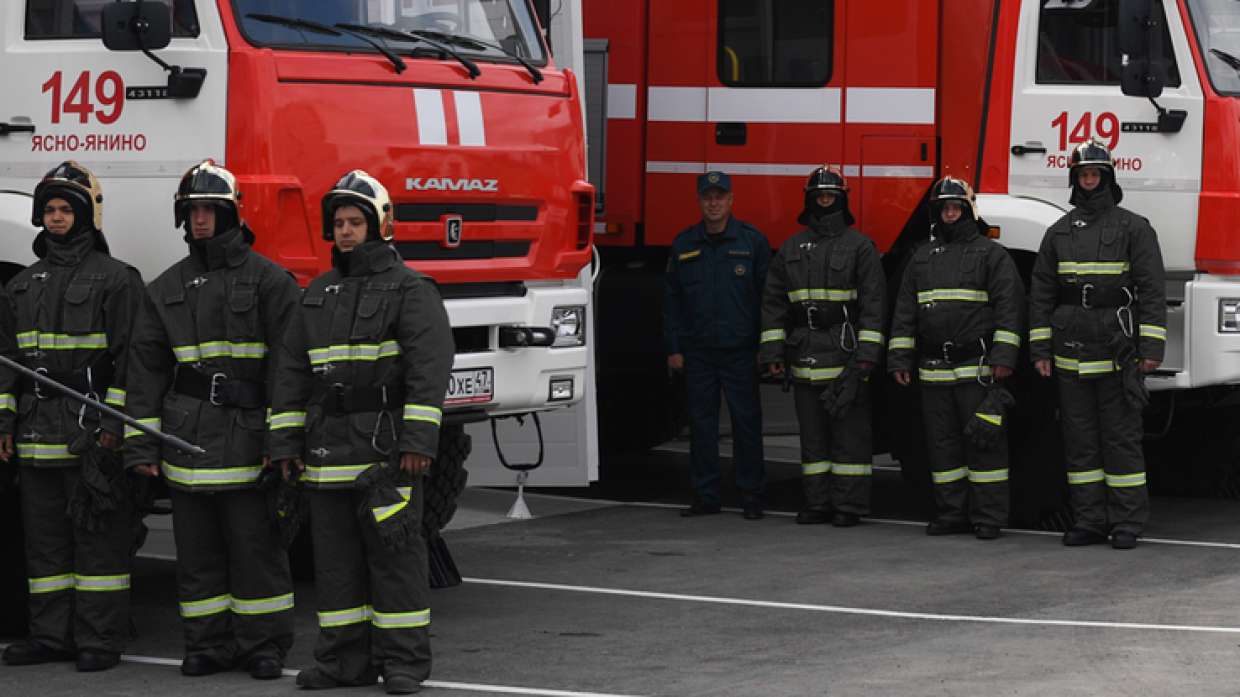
[[827, 248, 854, 287], [62, 282, 101, 334], [226, 279, 259, 342], [350, 294, 389, 341], [226, 407, 267, 463], [1097, 220, 1127, 261], [677, 254, 704, 286]]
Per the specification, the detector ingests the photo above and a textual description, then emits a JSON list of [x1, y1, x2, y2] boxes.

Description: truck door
[[643, 0, 840, 247], [0, 0, 228, 275], [1007, 0, 1203, 277]]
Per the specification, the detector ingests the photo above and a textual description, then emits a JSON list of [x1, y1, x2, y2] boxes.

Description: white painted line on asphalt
[[27, 650, 645, 696], [465, 577, 1240, 635]]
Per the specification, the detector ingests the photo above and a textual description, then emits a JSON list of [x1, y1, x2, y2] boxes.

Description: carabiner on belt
[[838, 305, 858, 353], [371, 388, 398, 456], [1116, 287, 1135, 339], [976, 339, 994, 387]]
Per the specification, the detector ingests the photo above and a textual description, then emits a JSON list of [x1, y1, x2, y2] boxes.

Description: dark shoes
[[76, 648, 120, 672], [832, 512, 860, 528], [975, 524, 1001, 540], [1111, 531, 1139, 550], [680, 500, 721, 517], [181, 654, 225, 677], [1062, 528, 1109, 547], [2, 641, 74, 666], [742, 503, 764, 520], [796, 508, 832, 525], [926, 519, 973, 536], [385, 674, 422, 694], [248, 655, 284, 680], [297, 667, 344, 690]]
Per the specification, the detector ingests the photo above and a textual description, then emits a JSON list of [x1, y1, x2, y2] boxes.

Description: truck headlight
[[551, 306, 586, 347], [1221, 299, 1240, 332]]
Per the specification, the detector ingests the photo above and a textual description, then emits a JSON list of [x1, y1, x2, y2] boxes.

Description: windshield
[[231, 0, 546, 64], [1187, 0, 1240, 95]]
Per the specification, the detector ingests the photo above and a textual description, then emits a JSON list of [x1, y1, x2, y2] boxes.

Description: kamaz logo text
[[407, 178, 499, 192]]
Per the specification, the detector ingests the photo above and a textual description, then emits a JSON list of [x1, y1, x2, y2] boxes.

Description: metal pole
[[0, 354, 205, 455]]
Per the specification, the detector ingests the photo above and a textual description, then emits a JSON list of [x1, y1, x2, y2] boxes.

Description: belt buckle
[[208, 373, 227, 406], [1080, 283, 1095, 309], [942, 341, 955, 364], [33, 367, 48, 400], [805, 304, 819, 330]]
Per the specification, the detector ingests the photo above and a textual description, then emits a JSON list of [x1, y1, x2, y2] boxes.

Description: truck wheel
[[423, 424, 470, 538]]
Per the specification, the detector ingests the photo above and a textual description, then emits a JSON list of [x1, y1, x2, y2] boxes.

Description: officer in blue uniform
[[663, 172, 772, 520]]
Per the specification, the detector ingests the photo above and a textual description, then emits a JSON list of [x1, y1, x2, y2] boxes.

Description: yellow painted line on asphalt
[[465, 577, 1240, 634]]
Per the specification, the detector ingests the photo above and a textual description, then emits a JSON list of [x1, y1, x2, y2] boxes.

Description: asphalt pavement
[[4, 443, 1240, 696]]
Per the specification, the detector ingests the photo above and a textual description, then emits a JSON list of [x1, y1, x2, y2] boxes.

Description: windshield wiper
[[336, 23, 480, 79], [409, 29, 543, 84], [1211, 48, 1240, 76], [247, 14, 406, 74]]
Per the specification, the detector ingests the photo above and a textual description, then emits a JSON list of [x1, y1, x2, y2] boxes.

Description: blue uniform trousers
[[683, 347, 765, 505]]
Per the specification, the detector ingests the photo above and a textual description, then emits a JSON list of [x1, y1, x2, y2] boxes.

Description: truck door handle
[[0, 122, 36, 136], [716, 122, 747, 146], [1011, 144, 1047, 156]]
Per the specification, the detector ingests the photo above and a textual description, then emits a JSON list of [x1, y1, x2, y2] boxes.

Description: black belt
[[310, 382, 405, 417], [791, 302, 856, 330], [931, 336, 986, 364], [1057, 284, 1133, 309], [174, 369, 266, 409], [25, 361, 114, 399]]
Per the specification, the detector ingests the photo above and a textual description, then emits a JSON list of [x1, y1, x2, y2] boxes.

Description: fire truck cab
[[0, 0, 594, 427]]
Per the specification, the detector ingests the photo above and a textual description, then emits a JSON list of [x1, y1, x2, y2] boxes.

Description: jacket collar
[[343, 240, 401, 277], [807, 210, 848, 238], [1071, 186, 1116, 222], [188, 226, 251, 271], [37, 227, 100, 266], [690, 215, 740, 244]]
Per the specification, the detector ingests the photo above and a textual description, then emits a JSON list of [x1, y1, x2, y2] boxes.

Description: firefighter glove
[[67, 444, 128, 533], [355, 464, 421, 553], [258, 466, 306, 549], [1121, 354, 1149, 410], [820, 362, 866, 418], [963, 385, 1016, 451]]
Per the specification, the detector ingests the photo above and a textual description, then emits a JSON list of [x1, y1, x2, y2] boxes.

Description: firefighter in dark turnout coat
[[125, 160, 301, 678], [0, 161, 143, 672], [271, 171, 454, 695], [888, 177, 1024, 539], [760, 167, 885, 526], [1029, 140, 1165, 550]]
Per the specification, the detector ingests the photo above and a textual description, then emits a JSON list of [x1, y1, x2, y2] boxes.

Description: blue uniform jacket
[[663, 215, 772, 354]]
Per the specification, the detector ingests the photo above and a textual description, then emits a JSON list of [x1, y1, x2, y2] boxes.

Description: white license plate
[[445, 368, 494, 406]]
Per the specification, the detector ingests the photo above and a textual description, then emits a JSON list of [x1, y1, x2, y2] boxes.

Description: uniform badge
[[735, 263, 746, 276]]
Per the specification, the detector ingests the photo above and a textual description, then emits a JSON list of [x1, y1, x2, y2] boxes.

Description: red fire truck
[[583, 0, 1240, 519], [0, 0, 592, 622]]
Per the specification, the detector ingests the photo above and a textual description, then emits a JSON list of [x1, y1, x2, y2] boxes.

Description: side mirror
[[1117, 0, 1151, 59], [101, 1, 172, 52], [1122, 59, 1166, 98]]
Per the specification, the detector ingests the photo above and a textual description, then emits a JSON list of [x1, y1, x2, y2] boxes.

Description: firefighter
[[1029, 139, 1165, 550], [270, 171, 454, 694], [761, 166, 885, 526], [664, 171, 771, 520], [888, 177, 1024, 539], [0, 161, 143, 671], [125, 160, 301, 678]]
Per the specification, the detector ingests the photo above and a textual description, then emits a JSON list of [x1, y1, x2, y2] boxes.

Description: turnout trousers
[[1057, 371, 1148, 536], [309, 480, 432, 685], [683, 347, 766, 506], [168, 486, 293, 666], [21, 465, 136, 654], [921, 382, 1010, 527], [792, 380, 872, 514]]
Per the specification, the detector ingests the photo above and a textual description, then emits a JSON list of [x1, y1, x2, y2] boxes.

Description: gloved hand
[[963, 385, 1016, 451], [1117, 348, 1149, 410], [258, 466, 306, 549], [66, 444, 128, 533], [820, 362, 866, 418], [355, 464, 420, 552]]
